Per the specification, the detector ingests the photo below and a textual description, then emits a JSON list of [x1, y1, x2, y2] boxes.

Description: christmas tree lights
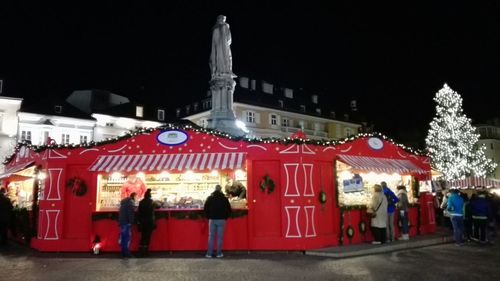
[[425, 84, 496, 180]]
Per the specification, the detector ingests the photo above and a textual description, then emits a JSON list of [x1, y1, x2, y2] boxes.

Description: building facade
[[0, 95, 23, 170], [476, 119, 500, 180], [180, 77, 362, 140]]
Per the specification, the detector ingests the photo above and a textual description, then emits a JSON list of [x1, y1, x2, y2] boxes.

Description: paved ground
[[1, 238, 499, 281]]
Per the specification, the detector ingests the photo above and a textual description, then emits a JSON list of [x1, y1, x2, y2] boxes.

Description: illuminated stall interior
[[1, 164, 44, 210], [92, 153, 248, 211], [336, 155, 426, 206]]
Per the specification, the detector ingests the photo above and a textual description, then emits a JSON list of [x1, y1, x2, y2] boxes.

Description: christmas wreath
[[318, 190, 327, 204], [346, 225, 355, 240], [259, 174, 275, 194], [67, 177, 87, 197]]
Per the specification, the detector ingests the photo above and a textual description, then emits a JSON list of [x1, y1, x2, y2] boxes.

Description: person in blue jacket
[[381, 181, 399, 242], [447, 189, 465, 245], [470, 190, 491, 243]]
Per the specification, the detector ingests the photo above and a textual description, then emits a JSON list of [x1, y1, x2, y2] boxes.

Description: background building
[[0, 82, 23, 170], [179, 76, 364, 140], [476, 118, 500, 180]]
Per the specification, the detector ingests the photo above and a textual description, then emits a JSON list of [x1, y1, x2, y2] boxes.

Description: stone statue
[[209, 15, 236, 79]]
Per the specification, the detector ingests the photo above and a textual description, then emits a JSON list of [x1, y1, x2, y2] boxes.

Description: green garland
[[318, 190, 327, 204], [3, 123, 425, 165], [67, 177, 87, 197], [259, 175, 275, 194], [346, 225, 355, 241]]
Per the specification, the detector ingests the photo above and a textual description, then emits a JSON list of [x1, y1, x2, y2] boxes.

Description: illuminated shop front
[[2, 125, 435, 252]]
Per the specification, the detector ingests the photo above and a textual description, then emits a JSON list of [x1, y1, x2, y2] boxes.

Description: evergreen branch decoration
[[67, 177, 88, 197], [259, 174, 275, 194]]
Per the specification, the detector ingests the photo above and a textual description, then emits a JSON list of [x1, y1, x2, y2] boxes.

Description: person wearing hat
[[204, 184, 231, 258]]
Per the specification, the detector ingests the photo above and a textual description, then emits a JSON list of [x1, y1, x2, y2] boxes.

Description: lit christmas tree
[[425, 84, 496, 180]]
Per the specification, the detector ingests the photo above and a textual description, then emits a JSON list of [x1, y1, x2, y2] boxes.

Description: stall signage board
[[343, 174, 364, 193], [157, 130, 189, 146], [367, 137, 384, 150]]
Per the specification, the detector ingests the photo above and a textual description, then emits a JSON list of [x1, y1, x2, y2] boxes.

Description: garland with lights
[[259, 175, 275, 194], [3, 123, 426, 165], [67, 177, 87, 197]]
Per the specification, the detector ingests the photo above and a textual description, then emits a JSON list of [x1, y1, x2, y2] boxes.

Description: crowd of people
[[367, 182, 410, 244], [437, 188, 498, 246]]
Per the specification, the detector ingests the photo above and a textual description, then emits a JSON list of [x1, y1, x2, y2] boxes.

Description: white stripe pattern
[[337, 155, 426, 174], [89, 153, 246, 172]]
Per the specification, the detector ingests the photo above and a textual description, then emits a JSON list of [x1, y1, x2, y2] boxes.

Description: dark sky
[[1, 1, 498, 146]]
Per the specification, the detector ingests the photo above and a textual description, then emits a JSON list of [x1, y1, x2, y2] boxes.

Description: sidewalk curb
[[305, 235, 454, 258]]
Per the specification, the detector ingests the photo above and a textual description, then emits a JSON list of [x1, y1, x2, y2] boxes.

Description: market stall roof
[[449, 176, 500, 188], [0, 161, 35, 180], [337, 155, 427, 174], [89, 152, 246, 173]]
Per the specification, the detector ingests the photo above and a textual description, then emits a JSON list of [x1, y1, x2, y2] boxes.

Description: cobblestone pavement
[[1, 241, 499, 281]]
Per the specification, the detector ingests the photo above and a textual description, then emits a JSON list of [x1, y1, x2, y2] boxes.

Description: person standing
[[0, 188, 13, 246], [396, 185, 410, 240], [204, 184, 231, 258], [447, 189, 465, 246], [461, 192, 473, 242], [470, 190, 491, 243], [369, 184, 388, 244], [138, 189, 156, 257], [119, 192, 136, 258], [381, 181, 399, 242]]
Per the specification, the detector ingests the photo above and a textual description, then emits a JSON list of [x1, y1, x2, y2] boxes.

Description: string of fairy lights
[[3, 123, 426, 165]]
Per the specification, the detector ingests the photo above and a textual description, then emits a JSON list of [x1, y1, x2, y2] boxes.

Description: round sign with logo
[[157, 130, 189, 146], [367, 137, 384, 150]]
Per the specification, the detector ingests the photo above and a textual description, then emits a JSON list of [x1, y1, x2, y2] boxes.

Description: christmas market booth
[[1, 124, 436, 252]]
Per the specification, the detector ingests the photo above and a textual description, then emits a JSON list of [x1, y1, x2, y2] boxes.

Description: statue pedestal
[[207, 77, 246, 137]]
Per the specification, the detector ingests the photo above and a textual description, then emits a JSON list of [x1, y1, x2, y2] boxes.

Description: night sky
[[1, 1, 498, 146]]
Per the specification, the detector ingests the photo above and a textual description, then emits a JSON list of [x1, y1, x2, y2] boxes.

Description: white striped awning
[[88, 152, 246, 173], [449, 176, 500, 188], [337, 155, 427, 174]]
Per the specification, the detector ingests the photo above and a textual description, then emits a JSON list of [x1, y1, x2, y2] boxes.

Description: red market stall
[[1, 125, 435, 252]]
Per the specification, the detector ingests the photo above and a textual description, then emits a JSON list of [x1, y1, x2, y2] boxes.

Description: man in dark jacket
[[119, 192, 136, 258], [138, 189, 156, 257], [470, 190, 491, 243], [0, 188, 13, 246], [204, 185, 231, 258]]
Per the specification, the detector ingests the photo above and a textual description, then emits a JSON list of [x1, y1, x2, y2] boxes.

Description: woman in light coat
[[369, 184, 388, 244]]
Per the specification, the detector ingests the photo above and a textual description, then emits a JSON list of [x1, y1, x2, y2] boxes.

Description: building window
[[202, 99, 212, 110], [300, 105, 306, 112], [299, 120, 306, 130], [157, 109, 165, 121], [136, 106, 144, 118], [199, 119, 208, 128], [246, 111, 256, 123], [21, 131, 32, 141], [282, 118, 290, 127], [262, 81, 273, 94], [185, 105, 191, 115], [251, 79, 257, 91], [314, 123, 321, 131], [284, 88, 294, 98], [80, 135, 88, 144], [270, 114, 277, 125], [193, 103, 199, 112], [344, 127, 353, 137], [105, 122, 114, 127], [311, 95, 318, 104], [54, 105, 62, 113], [278, 100, 284, 108], [330, 111, 336, 119], [61, 134, 70, 144], [316, 108, 321, 115], [176, 108, 181, 117], [240, 77, 249, 88]]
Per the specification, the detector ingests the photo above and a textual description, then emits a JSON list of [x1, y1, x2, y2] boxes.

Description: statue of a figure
[[210, 15, 235, 79]]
